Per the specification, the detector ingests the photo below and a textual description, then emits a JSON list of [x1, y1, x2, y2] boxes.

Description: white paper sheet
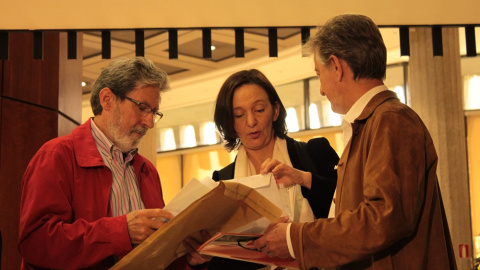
[[163, 174, 289, 233], [163, 176, 218, 216]]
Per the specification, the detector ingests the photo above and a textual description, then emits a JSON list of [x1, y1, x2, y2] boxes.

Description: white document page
[[163, 176, 219, 216]]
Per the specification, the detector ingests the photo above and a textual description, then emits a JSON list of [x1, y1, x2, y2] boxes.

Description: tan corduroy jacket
[[290, 91, 457, 270]]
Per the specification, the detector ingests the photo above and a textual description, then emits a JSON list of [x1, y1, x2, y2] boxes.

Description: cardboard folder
[[111, 180, 282, 270]]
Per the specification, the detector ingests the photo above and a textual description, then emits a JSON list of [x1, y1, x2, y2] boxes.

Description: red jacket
[[19, 119, 165, 269]]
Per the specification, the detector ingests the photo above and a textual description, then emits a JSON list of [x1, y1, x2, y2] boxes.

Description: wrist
[[302, 171, 312, 189]]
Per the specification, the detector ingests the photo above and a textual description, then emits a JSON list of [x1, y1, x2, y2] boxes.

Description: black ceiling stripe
[[301, 27, 310, 57], [33, 31, 43, 60], [432, 26, 443, 56], [101, 31, 111, 59], [168, 29, 178, 59], [67, 31, 77, 59], [399, 27, 410, 56], [202, 28, 212, 59], [0, 32, 8, 60], [268, 27, 277, 57], [135, 30, 145, 57], [465, 26, 477, 57], [4, 25, 478, 60], [235, 28, 244, 58], [301, 27, 310, 45]]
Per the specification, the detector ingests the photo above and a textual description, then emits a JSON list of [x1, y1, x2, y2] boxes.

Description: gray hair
[[304, 14, 386, 80], [90, 57, 170, 115]]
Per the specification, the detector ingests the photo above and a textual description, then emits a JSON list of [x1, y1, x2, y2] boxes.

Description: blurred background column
[[408, 26, 473, 269]]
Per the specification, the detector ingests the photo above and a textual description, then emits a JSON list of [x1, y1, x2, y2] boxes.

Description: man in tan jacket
[[255, 14, 457, 270]]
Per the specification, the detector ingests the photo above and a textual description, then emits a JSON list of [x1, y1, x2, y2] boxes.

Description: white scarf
[[234, 138, 315, 222]]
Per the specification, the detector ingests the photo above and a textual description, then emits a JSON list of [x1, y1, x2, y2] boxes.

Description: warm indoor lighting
[[180, 125, 197, 148], [465, 75, 480, 110], [392, 86, 406, 104], [211, 45, 216, 51], [309, 103, 321, 129], [81, 81, 86, 87], [201, 122, 218, 145], [159, 128, 176, 151]]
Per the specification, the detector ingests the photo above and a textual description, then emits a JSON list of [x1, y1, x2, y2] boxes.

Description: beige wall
[[156, 155, 183, 204], [2, 0, 479, 30]]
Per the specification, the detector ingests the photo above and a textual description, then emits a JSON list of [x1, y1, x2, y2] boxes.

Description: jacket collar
[[73, 119, 105, 167], [72, 119, 145, 172], [356, 90, 400, 122]]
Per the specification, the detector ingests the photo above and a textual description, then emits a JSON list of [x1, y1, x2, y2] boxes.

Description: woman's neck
[[245, 137, 276, 174]]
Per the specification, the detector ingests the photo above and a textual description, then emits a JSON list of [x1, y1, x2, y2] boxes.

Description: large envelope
[[228, 174, 292, 233], [111, 181, 281, 270]]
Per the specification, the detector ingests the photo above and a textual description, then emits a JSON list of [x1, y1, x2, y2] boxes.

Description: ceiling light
[[211, 45, 216, 51]]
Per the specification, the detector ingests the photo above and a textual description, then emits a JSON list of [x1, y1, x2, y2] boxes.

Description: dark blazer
[[208, 136, 339, 270]]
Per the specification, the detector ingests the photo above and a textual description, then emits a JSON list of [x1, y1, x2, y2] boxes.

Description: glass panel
[[157, 101, 215, 152], [309, 104, 321, 129], [276, 81, 305, 131], [308, 78, 342, 128], [384, 63, 407, 104], [285, 107, 300, 132]]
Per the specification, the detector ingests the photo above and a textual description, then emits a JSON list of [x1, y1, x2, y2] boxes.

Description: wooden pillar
[[408, 26, 473, 269], [0, 31, 82, 269]]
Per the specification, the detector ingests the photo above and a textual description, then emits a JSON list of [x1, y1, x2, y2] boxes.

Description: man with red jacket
[[18, 57, 208, 269]]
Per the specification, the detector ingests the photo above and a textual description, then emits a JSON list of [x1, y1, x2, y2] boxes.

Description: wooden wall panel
[[0, 99, 58, 270], [0, 31, 82, 270], [58, 32, 82, 125], [2, 32, 60, 109]]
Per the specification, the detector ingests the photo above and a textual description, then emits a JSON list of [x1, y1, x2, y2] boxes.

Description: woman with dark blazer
[[208, 69, 339, 270]]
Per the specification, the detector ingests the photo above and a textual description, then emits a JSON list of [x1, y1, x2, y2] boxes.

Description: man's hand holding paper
[[253, 216, 291, 259], [126, 209, 174, 245]]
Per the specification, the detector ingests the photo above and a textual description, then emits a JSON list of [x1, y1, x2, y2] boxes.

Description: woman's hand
[[260, 158, 312, 189]]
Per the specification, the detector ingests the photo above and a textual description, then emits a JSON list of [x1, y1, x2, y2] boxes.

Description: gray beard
[[108, 104, 143, 152]]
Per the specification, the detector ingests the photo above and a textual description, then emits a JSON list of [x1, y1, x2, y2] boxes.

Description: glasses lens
[[154, 113, 160, 123]]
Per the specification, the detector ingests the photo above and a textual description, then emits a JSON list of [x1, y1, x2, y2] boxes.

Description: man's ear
[[330, 55, 344, 82], [99, 87, 116, 111]]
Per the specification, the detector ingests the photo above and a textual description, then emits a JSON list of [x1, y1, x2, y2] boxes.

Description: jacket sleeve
[[18, 145, 132, 269], [211, 162, 235, 181]]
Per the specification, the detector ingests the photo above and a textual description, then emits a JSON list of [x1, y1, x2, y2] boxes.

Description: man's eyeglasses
[[124, 96, 164, 123]]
